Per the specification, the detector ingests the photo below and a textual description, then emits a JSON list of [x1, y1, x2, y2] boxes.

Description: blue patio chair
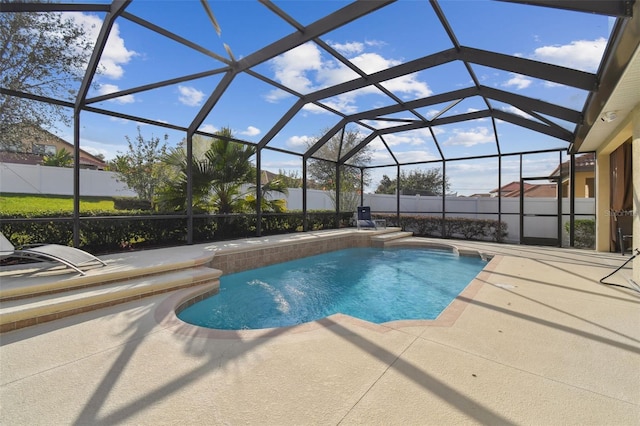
[[356, 206, 377, 230], [0, 233, 106, 275]]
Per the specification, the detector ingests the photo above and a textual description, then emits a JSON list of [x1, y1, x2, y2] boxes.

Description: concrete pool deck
[[1, 231, 639, 425]]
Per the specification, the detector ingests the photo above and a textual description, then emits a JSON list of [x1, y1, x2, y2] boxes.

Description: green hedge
[[1, 210, 504, 254], [0, 210, 353, 254], [113, 197, 152, 210], [565, 219, 595, 249], [374, 214, 508, 242]]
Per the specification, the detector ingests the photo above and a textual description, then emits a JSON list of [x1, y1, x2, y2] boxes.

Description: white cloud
[[381, 130, 432, 147], [317, 95, 360, 115], [532, 37, 607, 72], [448, 161, 498, 174], [365, 39, 386, 49], [543, 81, 562, 88], [178, 85, 205, 107], [368, 150, 393, 163], [503, 74, 532, 90], [381, 74, 432, 99], [268, 43, 324, 96], [79, 137, 126, 161], [64, 13, 137, 79], [108, 116, 131, 124], [443, 127, 494, 147], [501, 105, 534, 119], [368, 139, 386, 151], [100, 23, 136, 79], [330, 41, 364, 55], [199, 124, 218, 133], [263, 160, 302, 170], [266, 41, 432, 108], [265, 88, 289, 103], [351, 52, 399, 74], [301, 103, 328, 114], [287, 135, 313, 149], [392, 150, 438, 163], [240, 126, 260, 137], [97, 83, 135, 104]]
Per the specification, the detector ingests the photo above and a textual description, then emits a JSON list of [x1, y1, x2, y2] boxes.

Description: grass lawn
[[0, 193, 118, 214]]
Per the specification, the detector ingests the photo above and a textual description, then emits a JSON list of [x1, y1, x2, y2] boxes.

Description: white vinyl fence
[[1, 162, 595, 244], [1, 162, 136, 197]]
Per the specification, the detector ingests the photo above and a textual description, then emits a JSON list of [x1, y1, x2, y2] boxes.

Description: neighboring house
[[260, 169, 280, 185], [505, 183, 557, 198], [548, 153, 595, 198], [489, 181, 523, 197], [0, 124, 106, 170], [488, 181, 556, 198]]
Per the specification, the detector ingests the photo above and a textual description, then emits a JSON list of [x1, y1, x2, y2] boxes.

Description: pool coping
[[156, 241, 501, 339], [4, 236, 637, 425]]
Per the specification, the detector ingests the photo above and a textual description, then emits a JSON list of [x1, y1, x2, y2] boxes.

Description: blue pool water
[[178, 247, 486, 330]]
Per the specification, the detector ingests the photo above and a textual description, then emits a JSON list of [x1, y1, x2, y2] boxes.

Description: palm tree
[[155, 128, 256, 214], [242, 175, 289, 213], [205, 128, 256, 214], [155, 147, 215, 212], [42, 148, 72, 167]]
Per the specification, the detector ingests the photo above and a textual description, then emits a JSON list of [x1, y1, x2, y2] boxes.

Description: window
[[33, 144, 56, 156]]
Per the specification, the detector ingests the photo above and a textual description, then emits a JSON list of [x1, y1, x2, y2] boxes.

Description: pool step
[[0, 266, 221, 333], [0, 250, 217, 302], [370, 231, 414, 248]]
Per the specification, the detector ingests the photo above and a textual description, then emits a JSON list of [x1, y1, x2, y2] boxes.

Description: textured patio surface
[[1, 234, 639, 425]]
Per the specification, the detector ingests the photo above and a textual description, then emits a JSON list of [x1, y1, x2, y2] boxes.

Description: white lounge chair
[[0, 233, 106, 275]]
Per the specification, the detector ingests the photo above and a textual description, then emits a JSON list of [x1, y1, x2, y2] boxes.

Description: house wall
[[594, 105, 639, 284], [576, 171, 594, 198], [634, 107, 640, 284], [7, 125, 106, 169], [47, 140, 100, 166], [561, 171, 595, 198]]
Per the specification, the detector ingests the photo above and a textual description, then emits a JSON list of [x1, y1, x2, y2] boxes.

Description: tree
[[113, 127, 168, 202], [307, 128, 371, 212], [206, 128, 256, 214], [275, 169, 302, 188], [155, 149, 206, 213], [0, 5, 94, 151], [155, 134, 219, 213], [241, 178, 289, 213], [42, 147, 72, 167], [155, 128, 256, 214], [375, 168, 449, 196]]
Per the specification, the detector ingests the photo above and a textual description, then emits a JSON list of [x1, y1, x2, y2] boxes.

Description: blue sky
[[47, 0, 612, 194]]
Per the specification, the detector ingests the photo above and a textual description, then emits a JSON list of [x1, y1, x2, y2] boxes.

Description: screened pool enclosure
[[1, 0, 637, 251]]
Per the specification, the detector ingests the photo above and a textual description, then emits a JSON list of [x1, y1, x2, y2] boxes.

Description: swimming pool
[[178, 247, 486, 330]]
